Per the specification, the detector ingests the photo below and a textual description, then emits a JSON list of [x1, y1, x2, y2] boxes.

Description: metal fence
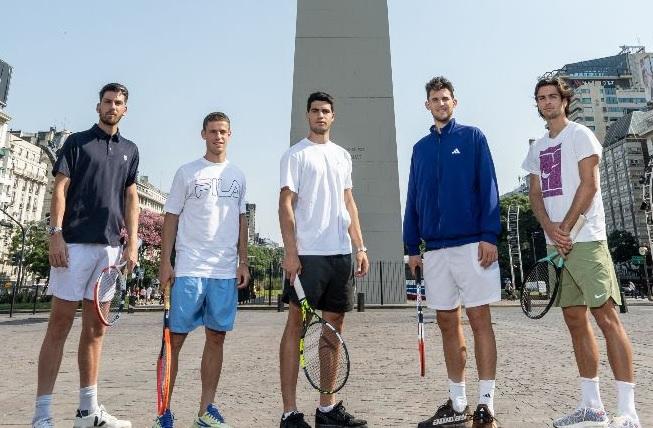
[[238, 259, 408, 306]]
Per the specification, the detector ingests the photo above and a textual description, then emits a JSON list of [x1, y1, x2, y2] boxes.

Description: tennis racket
[[156, 280, 172, 416], [294, 277, 350, 394], [93, 251, 128, 327], [415, 266, 426, 377], [521, 214, 586, 319]]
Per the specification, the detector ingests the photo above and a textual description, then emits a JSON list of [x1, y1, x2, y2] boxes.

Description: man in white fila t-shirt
[[278, 92, 369, 428], [153, 112, 250, 428], [523, 77, 640, 428]]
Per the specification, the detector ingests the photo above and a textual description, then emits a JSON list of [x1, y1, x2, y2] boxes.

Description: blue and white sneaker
[[152, 409, 175, 428], [609, 416, 641, 428], [73, 405, 131, 428], [31, 417, 54, 428], [553, 407, 609, 427], [191, 404, 232, 428]]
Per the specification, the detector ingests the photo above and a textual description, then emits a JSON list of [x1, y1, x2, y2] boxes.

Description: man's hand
[[478, 241, 498, 268], [408, 255, 423, 277], [283, 253, 302, 284], [122, 243, 138, 273], [236, 264, 250, 289], [354, 251, 369, 278], [543, 221, 572, 251], [159, 260, 175, 287], [48, 233, 69, 268]]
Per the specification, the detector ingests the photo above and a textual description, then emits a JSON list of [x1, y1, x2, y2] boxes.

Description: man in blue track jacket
[[404, 77, 501, 428]]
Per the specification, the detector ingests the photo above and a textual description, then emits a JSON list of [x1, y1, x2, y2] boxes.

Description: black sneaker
[[315, 401, 367, 427], [471, 404, 496, 428], [280, 411, 312, 428], [417, 399, 471, 427]]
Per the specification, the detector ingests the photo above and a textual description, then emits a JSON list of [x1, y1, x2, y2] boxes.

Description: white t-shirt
[[164, 158, 246, 278], [280, 138, 353, 255], [521, 121, 606, 243]]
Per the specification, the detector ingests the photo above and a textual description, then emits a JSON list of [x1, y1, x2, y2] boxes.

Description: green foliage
[[607, 229, 639, 264], [10, 222, 50, 281], [247, 244, 283, 269], [498, 193, 543, 282]]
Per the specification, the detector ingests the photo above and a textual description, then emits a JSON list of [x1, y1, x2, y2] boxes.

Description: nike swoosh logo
[[542, 172, 551, 179], [594, 293, 606, 299]]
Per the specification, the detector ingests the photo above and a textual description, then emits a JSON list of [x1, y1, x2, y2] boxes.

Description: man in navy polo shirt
[[32, 83, 139, 428], [404, 76, 501, 428]]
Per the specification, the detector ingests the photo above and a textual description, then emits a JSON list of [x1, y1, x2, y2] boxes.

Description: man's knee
[[466, 305, 492, 332], [46, 299, 78, 341], [436, 309, 461, 333], [563, 306, 589, 330], [591, 301, 622, 334], [170, 333, 187, 353], [205, 328, 226, 346]]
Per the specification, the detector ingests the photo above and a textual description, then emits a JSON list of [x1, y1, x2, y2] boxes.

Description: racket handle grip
[[569, 214, 587, 241], [415, 266, 422, 283], [293, 277, 307, 301]]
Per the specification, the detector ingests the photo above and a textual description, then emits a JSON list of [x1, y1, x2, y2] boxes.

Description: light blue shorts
[[169, 277, 238, 333]]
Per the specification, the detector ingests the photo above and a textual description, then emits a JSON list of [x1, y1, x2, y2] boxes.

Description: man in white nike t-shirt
[[522, 76, 640, 428]]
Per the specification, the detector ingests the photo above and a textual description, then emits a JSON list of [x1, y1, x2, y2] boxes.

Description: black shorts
[[282, 254, 354, 313]]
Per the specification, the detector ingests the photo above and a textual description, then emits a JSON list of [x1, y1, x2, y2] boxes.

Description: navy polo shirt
[[53, 124, 139, 246]]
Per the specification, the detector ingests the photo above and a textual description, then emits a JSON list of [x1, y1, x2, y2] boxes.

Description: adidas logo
[[451, 148, 461, 155], [483, 393, 491, 398]]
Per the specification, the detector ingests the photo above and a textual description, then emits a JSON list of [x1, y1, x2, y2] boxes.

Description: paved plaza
[[0, 305, 651, 427]]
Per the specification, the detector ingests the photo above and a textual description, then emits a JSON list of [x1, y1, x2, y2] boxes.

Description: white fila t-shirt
[[521, 121, 606, 243], [280, 138, 353, 255], [164, 158, 246, 278]]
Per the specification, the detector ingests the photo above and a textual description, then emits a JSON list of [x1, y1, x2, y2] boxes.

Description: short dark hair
[[99, 83, 129, 102], [203, 112, 231, 130], [306, 92, 335, 112], [425, 76, 455, 98], [534, 76, 574, 118]]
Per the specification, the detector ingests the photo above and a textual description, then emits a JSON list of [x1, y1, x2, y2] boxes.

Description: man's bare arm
[[560, 155, 599, 232], [123, 183, 140, 272], [159, 213, 179, 285], [344, 189, 368, 276], [279, 187, 301, 282], [48, 173, 70, 268]]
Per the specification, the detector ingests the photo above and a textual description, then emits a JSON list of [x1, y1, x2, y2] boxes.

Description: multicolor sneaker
[[73, 405, 132, 427], [553, 407, 608, 427], [417, 399, 471, 427], [191, 404, 232, 428], [609, 416, 641, 428], [471, 404, 497, 427], [31, 418, 54, 428], [280, 411, 312, 428], [152, 409, 175, 428], [315, 401, 367, 427]]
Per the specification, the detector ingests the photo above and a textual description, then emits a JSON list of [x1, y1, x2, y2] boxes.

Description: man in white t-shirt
[[522, 77, 640, 428], [278, 92, 369, 428], [152, 112, 250, 428]]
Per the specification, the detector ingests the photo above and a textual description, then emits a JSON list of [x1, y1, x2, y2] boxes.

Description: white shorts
[[48, 244, 121, 301], [423, 242, 501, 310]]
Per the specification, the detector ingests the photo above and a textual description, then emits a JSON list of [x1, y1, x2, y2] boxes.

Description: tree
[[497, 193, 543, 282], [10, 222, 50, 281], [607, 229, 639, 264]]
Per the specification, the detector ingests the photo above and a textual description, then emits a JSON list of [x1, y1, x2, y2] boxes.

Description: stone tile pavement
[[0, 306, 651, 427]]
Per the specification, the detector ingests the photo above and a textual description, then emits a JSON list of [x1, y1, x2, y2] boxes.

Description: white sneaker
[[73, 405, 132, 428], [32, 417, 54, 428], [553, 407, 608, 427], [609, 416, 641, 428]]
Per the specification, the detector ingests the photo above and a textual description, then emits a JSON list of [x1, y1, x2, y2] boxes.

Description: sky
[[2, 0, 653, 242]]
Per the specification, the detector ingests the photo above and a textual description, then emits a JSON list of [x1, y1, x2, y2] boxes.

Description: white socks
[[580, 377, 604, 410], [448, 379, 467, 413], [33, 394, 53, 423], [79, 384, 99, 414], [318, 403, 335, 413], [478, 379, 495, 414], [615, 380, 639, 423]]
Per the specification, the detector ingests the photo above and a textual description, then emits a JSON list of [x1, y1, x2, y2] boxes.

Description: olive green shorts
[[547, 241, 621, 308]]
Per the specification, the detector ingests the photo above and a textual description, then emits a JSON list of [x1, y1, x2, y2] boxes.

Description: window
[[581, 98, 592, 104], [604, 87, 616, 95], [579, 88, 590, 94], [584, 116, 594, 121], [606, 97, 618, 104]]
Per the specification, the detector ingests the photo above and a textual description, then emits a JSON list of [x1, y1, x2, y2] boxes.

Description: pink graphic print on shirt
[[539, 143, 563, 198]]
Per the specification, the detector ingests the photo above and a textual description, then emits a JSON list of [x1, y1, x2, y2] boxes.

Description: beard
[[541, 108, 563, 120], [99, 113, 122, 126], [433, 110, 453, 123]]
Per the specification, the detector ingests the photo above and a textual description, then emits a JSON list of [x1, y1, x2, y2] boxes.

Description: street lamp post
[[531, 231, 541, 262], [2, 208, 26, 318]]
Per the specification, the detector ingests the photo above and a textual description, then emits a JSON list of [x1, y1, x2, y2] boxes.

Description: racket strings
[[98, 268, 125, 320], [521, 260, 559, 318], [303, 321, 348, 393]]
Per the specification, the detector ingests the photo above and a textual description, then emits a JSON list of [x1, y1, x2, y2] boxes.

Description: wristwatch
[[46, 225, 62, 236], [355, 246, 368, 254]]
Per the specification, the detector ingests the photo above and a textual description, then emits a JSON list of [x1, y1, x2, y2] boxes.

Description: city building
[[245, 203, 256, 244], [543, 46, 653, 143], [600, 109, 653, 244], [136, 175, 167, 214]]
